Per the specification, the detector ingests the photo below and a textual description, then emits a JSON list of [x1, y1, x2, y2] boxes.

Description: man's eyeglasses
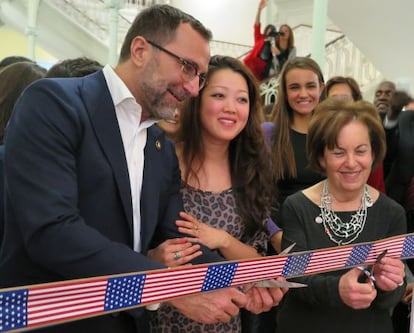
[[147, 40, 207, 90]]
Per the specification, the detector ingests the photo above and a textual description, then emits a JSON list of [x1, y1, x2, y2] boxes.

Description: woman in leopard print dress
[[148, 55, 279, 332]]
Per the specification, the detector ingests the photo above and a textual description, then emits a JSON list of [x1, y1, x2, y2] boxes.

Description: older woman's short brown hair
[[307, 98, 386, 174]]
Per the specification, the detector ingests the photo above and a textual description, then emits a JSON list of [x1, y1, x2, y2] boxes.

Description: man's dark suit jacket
[[0, 145, 3, 246], [0, 71, 220, 332], [386, 111, 414, 206]]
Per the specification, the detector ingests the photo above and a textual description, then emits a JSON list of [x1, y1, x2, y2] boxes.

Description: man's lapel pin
[[155, 140, 162, 150]]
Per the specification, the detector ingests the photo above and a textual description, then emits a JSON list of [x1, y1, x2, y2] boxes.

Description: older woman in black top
[[278, 98, 406, 333]]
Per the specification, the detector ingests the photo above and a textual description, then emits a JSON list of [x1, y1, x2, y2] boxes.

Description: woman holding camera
[[274, 24, 296, 73], [244, 0, 296, 81]]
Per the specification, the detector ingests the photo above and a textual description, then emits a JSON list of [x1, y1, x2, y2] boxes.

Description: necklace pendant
[[315, 215, 323, 224]]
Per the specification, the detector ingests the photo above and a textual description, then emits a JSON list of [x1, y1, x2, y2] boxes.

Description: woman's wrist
[[219, 230, 232, 250]]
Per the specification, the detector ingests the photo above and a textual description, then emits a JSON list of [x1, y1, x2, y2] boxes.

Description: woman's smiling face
[[319, 120, 374, 194], [199, 68, 250, 144], [285, 68, 324, 116]]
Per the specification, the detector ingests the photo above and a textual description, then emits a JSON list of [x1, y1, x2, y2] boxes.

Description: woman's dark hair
[[0, 62, 46, 143], [0, 56, 34, 70], [264, 24, 277, 36], [178, 55, 272, 237], [46, 57, 103, 78]]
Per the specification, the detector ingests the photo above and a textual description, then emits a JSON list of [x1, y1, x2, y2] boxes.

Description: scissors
[[253, 242, 307, 289], [357, 249, 388, 287], [253, 279, 307, 288]]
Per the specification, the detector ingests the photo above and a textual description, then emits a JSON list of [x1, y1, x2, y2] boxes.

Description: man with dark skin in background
[[373, 80, 396, 120]]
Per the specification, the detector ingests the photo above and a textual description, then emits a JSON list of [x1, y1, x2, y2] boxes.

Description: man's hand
[[244, 276, 287, 313], [169, 288, 247, 324], [147, 238, 202, 267]]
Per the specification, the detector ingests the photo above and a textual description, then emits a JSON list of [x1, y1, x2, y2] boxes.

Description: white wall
[[171, 0, 260, 46], [328, 0, 414, 95]]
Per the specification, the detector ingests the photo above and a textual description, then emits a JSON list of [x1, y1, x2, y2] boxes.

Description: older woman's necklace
[[315, 180, 373, 245]]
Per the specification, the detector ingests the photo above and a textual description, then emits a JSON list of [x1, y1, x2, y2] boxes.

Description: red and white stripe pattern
[[1, 233, 414, 333]]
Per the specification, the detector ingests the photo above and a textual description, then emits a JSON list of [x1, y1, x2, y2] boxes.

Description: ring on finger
[[194, 224, 200, 232], [173, 251, 182, 261]]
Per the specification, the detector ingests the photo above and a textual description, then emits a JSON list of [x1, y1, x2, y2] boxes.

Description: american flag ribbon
[[1, 233, 414, 333]]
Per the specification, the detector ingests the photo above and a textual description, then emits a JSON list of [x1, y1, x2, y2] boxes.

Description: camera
[[268, 30, 285, 37]]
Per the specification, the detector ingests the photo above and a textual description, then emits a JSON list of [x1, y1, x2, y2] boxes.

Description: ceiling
[[328, 0, 414, 93]]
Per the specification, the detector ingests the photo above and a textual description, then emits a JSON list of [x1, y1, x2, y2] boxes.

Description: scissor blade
[[254, 279, 307, 288], [251, 243, 302, 290], [280, 242, 296, 255]]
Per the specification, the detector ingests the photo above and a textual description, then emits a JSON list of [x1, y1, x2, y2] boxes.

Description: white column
[[310, 0, 328, 70], [105, 0, 124, 66], [26, 0, 41, 60]]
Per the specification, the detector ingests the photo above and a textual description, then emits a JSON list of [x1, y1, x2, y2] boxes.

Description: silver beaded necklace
[[315, 180, 373, 245]]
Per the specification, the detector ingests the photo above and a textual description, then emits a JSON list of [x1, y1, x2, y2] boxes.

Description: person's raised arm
[[255, 0, 267, 25]]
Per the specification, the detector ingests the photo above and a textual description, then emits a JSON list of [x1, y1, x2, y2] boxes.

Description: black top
[[277, 48, 290, 71], [277, 191, 407, 333], [277, 129, 324, 210]]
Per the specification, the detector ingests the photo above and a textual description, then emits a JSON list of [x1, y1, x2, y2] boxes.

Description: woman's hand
[[372, 257, 405, 291], [339, 268, 377, 309], [176, 211, 230, 250], [147, 237, 202, 267], [259, 0, 267, 10], [271, 44, 281, 56]]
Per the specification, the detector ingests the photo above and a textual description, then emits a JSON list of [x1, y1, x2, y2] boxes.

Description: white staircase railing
[[259, 33, 383, 106], [324, 35, 382, 89]]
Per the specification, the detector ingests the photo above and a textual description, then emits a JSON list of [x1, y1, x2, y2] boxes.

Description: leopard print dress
[[148, 184, 268, 333]]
